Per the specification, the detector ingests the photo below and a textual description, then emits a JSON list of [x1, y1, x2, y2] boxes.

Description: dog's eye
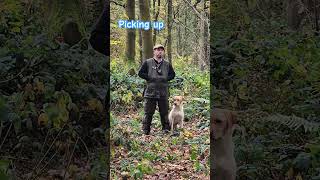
[[215, 119, 222, 124]]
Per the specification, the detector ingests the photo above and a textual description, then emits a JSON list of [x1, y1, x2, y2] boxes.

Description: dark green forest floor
[[0, 1, 109, 179], [211, 16, 320, 179]]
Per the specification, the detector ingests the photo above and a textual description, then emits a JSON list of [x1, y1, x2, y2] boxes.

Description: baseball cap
[[153, 44, 165, 50]]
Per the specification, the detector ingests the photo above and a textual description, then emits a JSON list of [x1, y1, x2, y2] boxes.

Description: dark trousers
[[142, 98, 170, 134]]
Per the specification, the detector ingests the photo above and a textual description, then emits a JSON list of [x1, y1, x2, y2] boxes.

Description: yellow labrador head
[[211, 108, 237, 139], [172, 96, 184, 107]]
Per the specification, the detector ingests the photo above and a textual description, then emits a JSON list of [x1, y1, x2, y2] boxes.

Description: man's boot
[[142, 115, 153, 135], [160, 114, 170, 133], [159, 98, 170, 133]]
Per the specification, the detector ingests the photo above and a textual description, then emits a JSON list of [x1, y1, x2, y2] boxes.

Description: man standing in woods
[[138, 44, 176, 135]]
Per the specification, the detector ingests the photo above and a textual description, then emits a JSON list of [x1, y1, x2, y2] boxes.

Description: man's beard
[[157, 54, 162, 59]]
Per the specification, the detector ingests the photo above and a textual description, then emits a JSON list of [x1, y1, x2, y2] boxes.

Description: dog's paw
[[170, 130, 181, 137]]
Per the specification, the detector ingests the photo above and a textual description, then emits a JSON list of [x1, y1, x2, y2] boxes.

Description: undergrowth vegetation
[[110, 57, 210, 179], [0, 0, 109, 179], [211, 1, 320, 179]]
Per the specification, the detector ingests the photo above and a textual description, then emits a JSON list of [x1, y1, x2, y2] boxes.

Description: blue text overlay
[[118, 20, 164, 30]]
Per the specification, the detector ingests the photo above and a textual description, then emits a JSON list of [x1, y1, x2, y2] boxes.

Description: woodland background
[[1, 0, 320, 179], [211, 0, 320, 179], [0, 0, 109, 179], [110, 0, 210, 179]]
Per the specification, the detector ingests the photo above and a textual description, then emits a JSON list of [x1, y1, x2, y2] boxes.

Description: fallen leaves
[[111, 112, 210, 179]]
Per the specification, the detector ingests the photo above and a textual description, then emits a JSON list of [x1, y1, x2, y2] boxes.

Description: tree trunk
[[177, 6, 182, 56], [153, 0, 160, 44], [198, 2, 205, 71], [139, 28, 143, 64], [312, 0, 319, 34], [167, 0, 172, 63], [192, 5, 198, 65], [286, 0, 320, 31], [125, 0, 135, 61], [139, 0, 153, 60], [184, 6, 188, 57], [286, 0, 304, 30], [203, 4, 210, 69]]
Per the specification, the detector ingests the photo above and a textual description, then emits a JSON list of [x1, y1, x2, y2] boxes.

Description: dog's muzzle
[[211, 132, 222, 140]]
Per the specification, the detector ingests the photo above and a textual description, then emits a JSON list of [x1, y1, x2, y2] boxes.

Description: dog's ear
[[230, 111, 237, 124], [223, 111, 237, 134]]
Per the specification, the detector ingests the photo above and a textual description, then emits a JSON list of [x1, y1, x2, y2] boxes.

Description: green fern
[[265, 114, 320, 133]]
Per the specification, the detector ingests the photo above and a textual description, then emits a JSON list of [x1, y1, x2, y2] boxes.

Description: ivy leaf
[[11, 27, 20, 33], [0, 159, 10, 180], [87, 98, 103, 113], [306, 144, 320, 156], [38, 113, 49, 126], [293, 152, 312, 172]]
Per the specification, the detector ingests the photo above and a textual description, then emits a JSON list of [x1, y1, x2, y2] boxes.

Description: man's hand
[[158, 77, 167, 83], [147, 77, 154, 82], [148, 77, 167, 83]]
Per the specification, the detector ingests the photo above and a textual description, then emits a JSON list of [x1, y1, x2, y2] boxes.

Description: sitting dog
[[168, 96, 184, 132], [211, 108, 237, 180]]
